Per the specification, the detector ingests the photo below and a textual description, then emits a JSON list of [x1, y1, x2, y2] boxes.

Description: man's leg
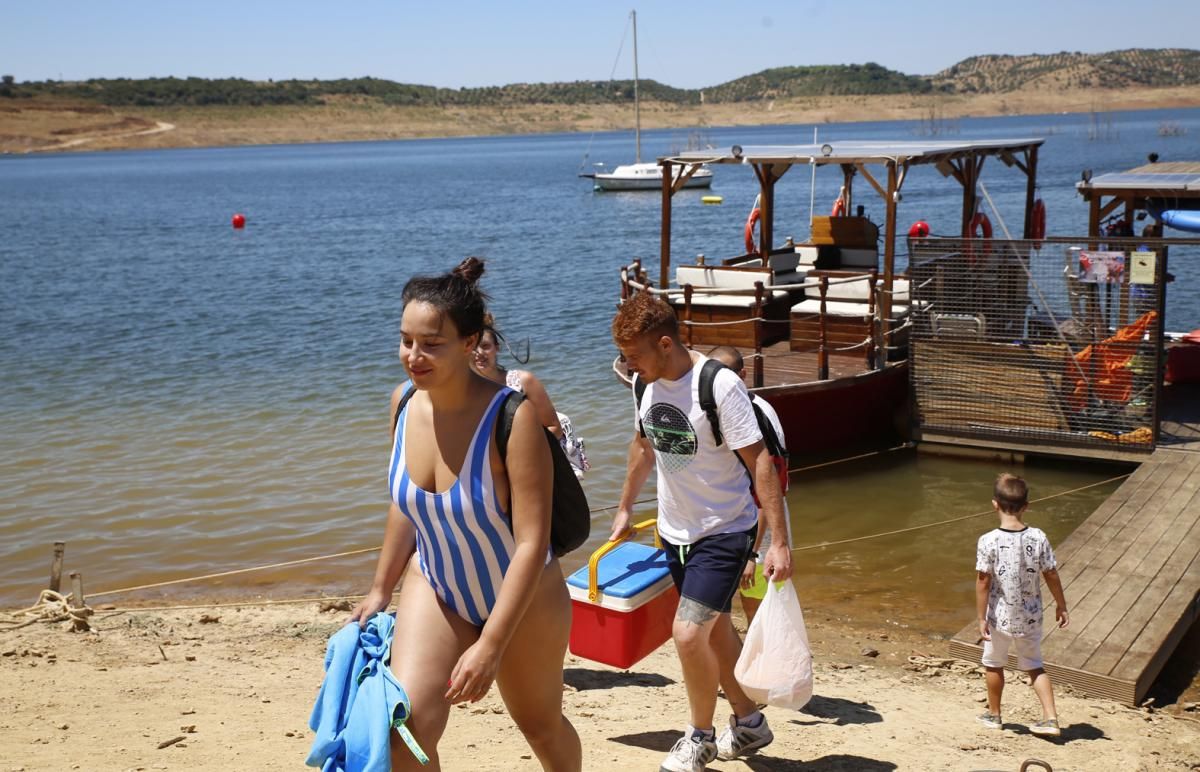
[[672, 596, 723, 731]]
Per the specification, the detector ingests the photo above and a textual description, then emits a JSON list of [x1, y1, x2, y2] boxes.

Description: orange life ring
[[966, 211, 993, 263], [831, 197, 846, 217], [1031, 198, 1046, 247], [744, 207, 761, 254]]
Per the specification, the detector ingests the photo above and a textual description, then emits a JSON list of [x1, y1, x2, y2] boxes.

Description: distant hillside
[[932, 48, 1200, 93], [703, 63, 933, 101], [3, 48, 1197, 108]]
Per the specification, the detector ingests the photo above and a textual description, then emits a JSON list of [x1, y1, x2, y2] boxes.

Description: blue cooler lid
[[566, 542, 671, 599]]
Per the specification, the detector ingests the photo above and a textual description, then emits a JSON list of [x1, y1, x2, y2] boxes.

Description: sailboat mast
[[632, 9, 641, 164]]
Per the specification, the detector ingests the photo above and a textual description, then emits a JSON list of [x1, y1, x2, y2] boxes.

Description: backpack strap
[[633, 375, 648, 438], [390, 382, 417, 436], [495, 389, 523, 461], [754, 402, 787, 460], [697, 358, 725, 447]]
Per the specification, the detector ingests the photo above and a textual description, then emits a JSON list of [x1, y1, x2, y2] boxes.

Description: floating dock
[[950, 446, 1200, 704]]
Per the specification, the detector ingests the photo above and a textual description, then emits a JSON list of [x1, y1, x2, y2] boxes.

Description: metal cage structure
[[907, 236, 1167, 457]]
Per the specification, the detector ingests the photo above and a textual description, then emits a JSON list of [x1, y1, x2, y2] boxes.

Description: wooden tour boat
[[616, 139, 1046, 456]]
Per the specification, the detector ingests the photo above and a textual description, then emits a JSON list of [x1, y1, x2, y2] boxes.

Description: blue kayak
[[1158, 209, 1200, 233]]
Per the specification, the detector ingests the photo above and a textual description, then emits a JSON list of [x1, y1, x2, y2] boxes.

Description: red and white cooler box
[[566, 534, 679, 669]]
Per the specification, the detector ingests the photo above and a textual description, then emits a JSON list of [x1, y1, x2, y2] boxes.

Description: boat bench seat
[[788, 271, 912, 357], [671, 265, 791, 348]]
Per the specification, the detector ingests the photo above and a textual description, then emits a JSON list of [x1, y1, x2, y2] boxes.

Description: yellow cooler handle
[[588, 518, 659, 603]]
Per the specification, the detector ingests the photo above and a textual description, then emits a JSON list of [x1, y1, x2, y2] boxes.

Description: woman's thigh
[[389, 560, 479, 764], [495, 560, 571, 729]]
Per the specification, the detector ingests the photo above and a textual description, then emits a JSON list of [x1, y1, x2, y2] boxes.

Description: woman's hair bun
[[452, 256, 486, 285]]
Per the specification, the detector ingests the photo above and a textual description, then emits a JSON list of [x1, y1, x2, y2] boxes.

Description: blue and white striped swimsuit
[[388, 387, 517, 626]]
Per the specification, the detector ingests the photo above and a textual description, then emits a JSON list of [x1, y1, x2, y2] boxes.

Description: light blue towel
[[307, 613, 428, 770]]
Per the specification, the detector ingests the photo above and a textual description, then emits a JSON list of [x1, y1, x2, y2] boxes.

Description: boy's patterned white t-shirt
[[976, 526, 1057, 637]]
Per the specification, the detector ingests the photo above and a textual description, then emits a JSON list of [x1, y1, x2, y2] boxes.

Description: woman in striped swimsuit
[[350, 257, 581, 771]]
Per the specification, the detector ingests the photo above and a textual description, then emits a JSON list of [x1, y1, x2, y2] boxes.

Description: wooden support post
[[69, 571, 84, 609], [683, 284, 694, 348], [49, 542, 65, 593], [660, 163, 673, 289], [818, 277, 830, 381], [753, 282, 765, 388]]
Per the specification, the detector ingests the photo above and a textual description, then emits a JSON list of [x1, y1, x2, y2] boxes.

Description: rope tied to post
[[0, 589, 93, 631]]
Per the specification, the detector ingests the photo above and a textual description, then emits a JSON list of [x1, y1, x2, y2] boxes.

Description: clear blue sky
[[5, 1, 1198, 89]]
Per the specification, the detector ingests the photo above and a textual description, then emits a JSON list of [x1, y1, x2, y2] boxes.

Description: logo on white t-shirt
[[643, 402, 696, 473]]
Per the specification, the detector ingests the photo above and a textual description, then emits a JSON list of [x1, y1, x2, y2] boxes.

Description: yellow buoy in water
[[701, 195, 723, 205]]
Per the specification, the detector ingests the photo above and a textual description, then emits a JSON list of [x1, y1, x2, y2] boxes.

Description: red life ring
[[831, 197, 846, 217], [744, 207, 761, 254], [1031, 198, 1046, 247], [966, 211, 993, 263]]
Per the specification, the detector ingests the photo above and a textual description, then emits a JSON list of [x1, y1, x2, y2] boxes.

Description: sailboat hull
[[593, 164, 713, 192]]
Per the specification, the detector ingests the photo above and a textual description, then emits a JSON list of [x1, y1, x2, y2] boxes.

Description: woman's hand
[[349, 588, 393, 628], [445, 637, 502, 704]]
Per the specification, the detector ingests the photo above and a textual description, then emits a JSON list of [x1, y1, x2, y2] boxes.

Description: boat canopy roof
[[1078, 161, 1200, 197], [664, 138, 1044, 168]]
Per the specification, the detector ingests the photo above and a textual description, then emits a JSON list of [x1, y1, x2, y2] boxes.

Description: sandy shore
[[2, 598, 1198, 772], [3, 86, 1199, 154]]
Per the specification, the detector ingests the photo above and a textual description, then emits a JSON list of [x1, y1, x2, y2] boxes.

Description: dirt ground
[[2, 85, 1198, 155], [1, 599, 1198, 772]]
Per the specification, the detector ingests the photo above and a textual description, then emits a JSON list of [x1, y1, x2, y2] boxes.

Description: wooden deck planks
[[1041, 456, 1198, 667], [1062, 464, 1200, 671], [950, 448, 1200, 705]]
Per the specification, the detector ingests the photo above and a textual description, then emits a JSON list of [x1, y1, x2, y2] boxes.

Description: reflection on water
[[784, 448, 1127, 634]]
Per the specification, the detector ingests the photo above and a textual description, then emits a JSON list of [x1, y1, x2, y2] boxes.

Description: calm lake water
[[2, 108, 1198, 634]]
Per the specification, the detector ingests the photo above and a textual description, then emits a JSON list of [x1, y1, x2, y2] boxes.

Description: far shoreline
[[2, 85, 1198, 155]]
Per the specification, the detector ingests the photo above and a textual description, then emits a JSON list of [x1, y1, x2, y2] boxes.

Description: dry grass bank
[[2, 85, 1198, 155]]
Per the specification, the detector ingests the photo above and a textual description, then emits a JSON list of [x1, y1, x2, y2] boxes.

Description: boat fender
[[744, 207, 761, 254], [831, 196, 846, 217], [1031, 198, 1046, 246], [908, 220, 930, 238]]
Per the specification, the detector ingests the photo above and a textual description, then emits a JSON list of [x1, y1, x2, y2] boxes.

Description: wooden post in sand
[[69, 571, 84, 609], [49, 542, 65, 593]]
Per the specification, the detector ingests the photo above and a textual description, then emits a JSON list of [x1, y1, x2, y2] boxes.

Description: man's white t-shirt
[[975, 526, 1057, 637], [635, 355, 760, 544]]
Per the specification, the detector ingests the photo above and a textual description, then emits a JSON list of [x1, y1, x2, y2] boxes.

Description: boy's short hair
[[708, 345, 744, 372], [612, 291, 679, 345], [994, 473, 1028, 513]]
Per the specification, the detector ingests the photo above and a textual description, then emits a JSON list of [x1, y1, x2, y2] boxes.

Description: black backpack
[[392, 387, 590, 557], [633, 359, 789, 496]]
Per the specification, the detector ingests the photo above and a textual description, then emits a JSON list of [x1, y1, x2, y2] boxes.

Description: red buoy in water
[[231, 213, 246, 229], [908, 220, 930, 238]]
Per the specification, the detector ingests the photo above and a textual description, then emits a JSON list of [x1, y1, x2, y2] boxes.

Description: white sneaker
[[716, 713, 774, 760], [659, 732, 718, 772]]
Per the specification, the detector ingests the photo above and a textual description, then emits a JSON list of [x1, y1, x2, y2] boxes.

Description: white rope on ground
[[0, 590, 93, 631], [790, 473, 1130, 553]]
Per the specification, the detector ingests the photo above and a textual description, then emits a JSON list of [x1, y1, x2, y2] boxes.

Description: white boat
[[580, 10, 713, 192], [590, 161, 713, 191]]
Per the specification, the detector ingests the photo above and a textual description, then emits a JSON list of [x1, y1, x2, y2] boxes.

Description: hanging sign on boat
[[1130, 251, 1157, 285], [1078, 251, 1125, 283]]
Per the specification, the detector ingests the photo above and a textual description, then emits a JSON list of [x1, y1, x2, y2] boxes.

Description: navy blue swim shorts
[[662, 526, 757, 613]]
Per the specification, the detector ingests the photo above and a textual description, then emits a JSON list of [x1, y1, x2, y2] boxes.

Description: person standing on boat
[[473, 315, 589, 477], [610, 291, 792, 772], [707, 345, 793, 627], [349, 257, 581, 771]]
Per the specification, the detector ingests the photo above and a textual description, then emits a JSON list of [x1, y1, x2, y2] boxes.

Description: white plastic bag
[[734, 579, 813, 710]]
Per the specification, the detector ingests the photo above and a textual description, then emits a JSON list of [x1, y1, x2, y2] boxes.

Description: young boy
[[976, 473, 1070, 736], [707, 345, 792, 626]]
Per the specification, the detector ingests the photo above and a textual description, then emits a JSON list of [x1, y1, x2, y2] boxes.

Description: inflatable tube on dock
[[1157, 209, 1200, 233]]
